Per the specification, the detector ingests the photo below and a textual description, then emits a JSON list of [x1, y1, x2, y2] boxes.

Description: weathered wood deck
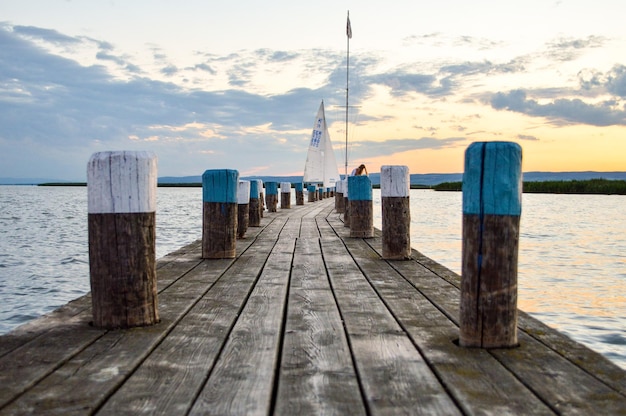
[[1, 198, 625, 415]]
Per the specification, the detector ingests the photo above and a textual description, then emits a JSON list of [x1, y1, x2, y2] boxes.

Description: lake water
[[0, 186, 624, 370]]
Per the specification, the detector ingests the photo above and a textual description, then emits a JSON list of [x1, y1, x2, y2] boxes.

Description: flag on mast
[[347, 14, 352, 39]]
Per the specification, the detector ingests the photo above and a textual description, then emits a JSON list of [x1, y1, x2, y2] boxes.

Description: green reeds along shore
[[433, 178, 626, 195]]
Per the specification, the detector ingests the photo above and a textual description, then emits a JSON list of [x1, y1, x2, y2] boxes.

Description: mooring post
[[348, 175, 374, 238], [265, 181, 278, 212], [335, 180, 345, 213], [87, 151, 159, 329], [343, 179, 350, 227], [307, 185, 316, 202], [237, 180, 250, 239], [280, 182, 292, 209], [295, 182, 304, 205], [202, 169, 238, 259], [256, 179, 265, 218], [381, 165, 411, 259], [460, 141, 522, 348], [249, 180, 261, 227]]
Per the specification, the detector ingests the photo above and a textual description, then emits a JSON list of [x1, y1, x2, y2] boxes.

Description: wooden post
[[257, 179, 265, 218], [265, 181, 278, 212], [280, 182, 291, 209], [202, 169, 238, 259], [318, 188, 324, 200], [249, 180, 261, 227], [87, 151, 159, 329], [348, 175, 374, 238], [343, 179, 350, 228], [307, 185, 316, 202], [381, 165, 411, 259], [335, 180, 345, 213], [237, 180, 250, 239], [295, 182, 304, 205], [460, 141, 522, 349]]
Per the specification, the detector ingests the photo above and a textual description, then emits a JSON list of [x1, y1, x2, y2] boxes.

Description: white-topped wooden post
[[237, 180, 250, 238], [335, 180, 345, 213], [87, 151, 159, 329], [381, 165, 411, 259], [256, 179, 265, 218], [249, 180, 261, 227], [280, 182, 291, 209]]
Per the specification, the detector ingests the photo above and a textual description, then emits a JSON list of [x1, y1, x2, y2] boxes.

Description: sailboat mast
[[345, 11, 351, 178]]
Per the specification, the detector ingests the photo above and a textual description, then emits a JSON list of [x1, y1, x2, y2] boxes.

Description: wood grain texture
[[1, 198, 624, 415], [382, 196, 411, 259], [88, 212, 158, 329], [202, 201, 237, 259], [460, 214, 519, 348]]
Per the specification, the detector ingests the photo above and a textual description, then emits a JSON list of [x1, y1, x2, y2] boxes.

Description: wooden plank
[[320, 236, 461, 415], [98, 233, 283, 414], [188, 237, 295, 415], [343, 235, 554, 415], [275, 237, 366, 415], [357, 230, 626, 413], [0, 256, 234, 415]]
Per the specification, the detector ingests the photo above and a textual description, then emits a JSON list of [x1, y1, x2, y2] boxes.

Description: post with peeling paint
[[249, 180, 261, 227], [265, 181, 278, 212], [256, 179, 265, 218], [335, 180, 345, 213], [202, 169, 239, 259], [295, 182, 304, 205], [237, 180, 250, 238], [348, 175, 374, 238], [87, 151, 159, 329], [307, 185, 316, 202], [343, 179, 350, 227], [280, 182, 291, 209], [381, 165, 411, 259], [460, 141, 522, 348]]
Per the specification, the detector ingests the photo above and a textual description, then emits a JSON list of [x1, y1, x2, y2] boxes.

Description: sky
[[2, 0, 626, 180]]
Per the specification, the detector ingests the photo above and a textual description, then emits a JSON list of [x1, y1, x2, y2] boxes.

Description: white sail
[[303, 101, 341, 188]]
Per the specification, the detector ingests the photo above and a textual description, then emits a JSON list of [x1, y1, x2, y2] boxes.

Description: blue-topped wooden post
[[460, 141, 522, 348], [307, 185, 316, 202], [265, 181, 278, 212], [343, 179, 350, 227], [249, 180, 261, 227], [318, 187, 324, 200], [348, 175, 374, 238], [87, 151, 159, 329], [256, 179, 265, 217], [237, 180, 250, 239], [295, 182, 304, 205], [335, 180, 345, 213], [202, 169, 238, 259], [280, 182, 292, 209], [381, 165, 411, 259]]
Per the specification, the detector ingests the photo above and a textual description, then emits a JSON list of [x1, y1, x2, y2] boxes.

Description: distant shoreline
[[433, 178, 626, 195], [32, 178, 626, 195]]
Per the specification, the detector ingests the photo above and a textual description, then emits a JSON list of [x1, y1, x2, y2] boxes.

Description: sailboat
[[302, 101, 341, 189], [303, 12, 352, 189]]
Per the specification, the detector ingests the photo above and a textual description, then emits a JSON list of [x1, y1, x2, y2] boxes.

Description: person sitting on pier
[[351, 164, 368, 176]]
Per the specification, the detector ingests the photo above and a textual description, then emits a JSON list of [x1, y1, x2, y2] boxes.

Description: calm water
[[0, 186, 624, 370]]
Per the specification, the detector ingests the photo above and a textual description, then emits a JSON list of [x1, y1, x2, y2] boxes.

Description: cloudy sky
[[2, 0, 626, 180]]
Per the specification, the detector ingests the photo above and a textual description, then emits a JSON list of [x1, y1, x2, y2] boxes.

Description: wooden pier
[[0, 198, 624, 415]]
